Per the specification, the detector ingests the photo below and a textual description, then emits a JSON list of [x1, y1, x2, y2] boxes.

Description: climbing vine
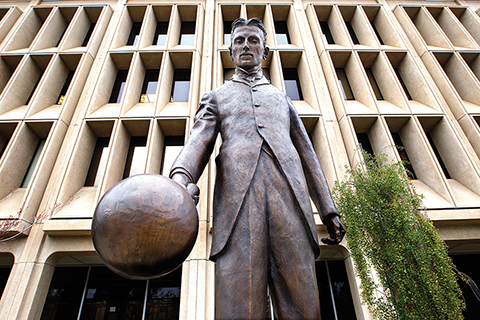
[[333, 151, 465, 319]]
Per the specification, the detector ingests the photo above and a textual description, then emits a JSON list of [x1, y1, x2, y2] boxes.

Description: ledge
[[43, 219, 92, 236], [427, 208, 480, 222]]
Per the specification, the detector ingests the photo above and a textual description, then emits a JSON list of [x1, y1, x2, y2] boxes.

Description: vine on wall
[[333, 152, 465, 319]]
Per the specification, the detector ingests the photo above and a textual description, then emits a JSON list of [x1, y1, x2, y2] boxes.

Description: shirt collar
[[231, 66, 268, 86]]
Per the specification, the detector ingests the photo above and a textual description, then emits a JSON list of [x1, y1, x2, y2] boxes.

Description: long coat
[[170, 76, 339, 260]]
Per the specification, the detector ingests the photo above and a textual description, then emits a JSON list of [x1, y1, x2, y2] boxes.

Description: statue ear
[[229, 47, 233, 60], [263, 47, 270, 60]]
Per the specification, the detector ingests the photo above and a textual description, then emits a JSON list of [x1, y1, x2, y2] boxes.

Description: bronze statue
[[170, 18, 345, 319], [92, 174, 199, 280]]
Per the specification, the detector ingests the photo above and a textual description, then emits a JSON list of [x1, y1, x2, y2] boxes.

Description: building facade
[[0, 0, 478, 319]]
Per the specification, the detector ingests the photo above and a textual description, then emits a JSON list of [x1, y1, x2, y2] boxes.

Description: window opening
[[356, 133, 374, 157], [316, 260, 357, 320], [179, 21, 195, 45], [127, 22, 142, 46], [41, 266, 182, 320], [370, 21, 384, 45], [450, 254, 480, 319], [40, 267, 89, 320], [274, 21, 291, 45], [345, 21, 359, 44], [56, 71, 74, 105], [365, 68, 384, 100], [171, 69, 191, 102], [224, 21, 233, 45], [81, 23, 96, 47], [0, 138, 10, 160], [84, 137, 110, 187], [144, 268, 182, 319], [320, 21, 335, 44], [283, 68, 303, 100], [140, 70, 159, 103], [109, 70, 128, 103], [0, 126, 15, 160], [154, 22, 168, 45], [425, 132, 451, 179], [123, 136, 147, 178], [391, 132, 416, 179], [55, 26, 68, 47], [394, 68, 412, 100], [25, 76, 42, 105], [79, 267, 145, 320], [21, 138, 46, 188], [335, 68, 354, 100], [160, 136, 184, 176]]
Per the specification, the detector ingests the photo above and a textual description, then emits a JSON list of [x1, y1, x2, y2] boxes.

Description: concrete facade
[[0, 0, 478, 319]]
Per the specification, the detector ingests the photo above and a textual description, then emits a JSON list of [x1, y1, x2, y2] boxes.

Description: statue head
[[229, 18, 270, 70]]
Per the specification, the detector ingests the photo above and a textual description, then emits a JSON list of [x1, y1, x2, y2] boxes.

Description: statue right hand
[[172, 173, 200, 205]]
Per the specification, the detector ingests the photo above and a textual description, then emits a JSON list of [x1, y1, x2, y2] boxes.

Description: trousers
[[215, 147, 321, 319]]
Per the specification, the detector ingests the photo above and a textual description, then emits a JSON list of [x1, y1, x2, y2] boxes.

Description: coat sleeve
[[169, 91, 219, 184], [288, 98, 340, 225]]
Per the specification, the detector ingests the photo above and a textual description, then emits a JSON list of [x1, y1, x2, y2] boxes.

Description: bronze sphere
[[92, 174, 198, 280]]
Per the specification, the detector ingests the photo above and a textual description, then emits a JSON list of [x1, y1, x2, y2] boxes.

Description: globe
[[92, 174, 198, 280]]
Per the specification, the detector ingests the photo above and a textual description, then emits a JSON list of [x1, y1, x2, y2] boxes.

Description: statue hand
[[321, 215, 346, 245], [171, 173, 200, 205]]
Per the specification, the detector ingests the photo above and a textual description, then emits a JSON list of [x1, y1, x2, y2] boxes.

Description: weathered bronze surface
[[170, 18, 346, 319], [92, 174, 198, 280]]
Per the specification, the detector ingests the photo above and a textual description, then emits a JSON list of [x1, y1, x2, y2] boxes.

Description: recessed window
[[84, 137, 110, 187], [365, 68, 383, 100], [80, 267, 145, 320], [345, 21, 359, 45], [171, 69, 191, 102], [316, 260, 357, 320], [0, 130, 14, 160], [370, 21, 384, 45], [394, 68, 412, 100], [391, 132, 416, 179], [179, 21, 195, 45], [425, 132, 451, 179], [81, 23, 96, 47], [0, 262, 12, 300], [160, 136, 184, 176], [356, 133, 374, 157], [25, 76, 42, 105], [283, 68, 303, 100], [320, 21, 335, 44], [41, 267, 88, 320], [224, 21, 233, 45], [55, 26, 68, 47], [56, 71, 74, 105], [109, 70, 128, 103], [127, 22, 142, 46], [20, 139, 46, 188], [139, 70, 159, 103], [154, 22, 168, 46], [123, 136, 147, 178], [274, 21, 291, 45], [41, 266, 181, 320], [450, 254, 480, 319], [335, 68, 354, 100]]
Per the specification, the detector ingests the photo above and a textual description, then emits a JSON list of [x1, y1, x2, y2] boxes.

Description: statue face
[[230, 25, 265, 70]]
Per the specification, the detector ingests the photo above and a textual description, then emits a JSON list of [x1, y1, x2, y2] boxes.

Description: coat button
[[258, 124, 264, 128], [254, 103, 260, 107], [252, 88, 258, 92]]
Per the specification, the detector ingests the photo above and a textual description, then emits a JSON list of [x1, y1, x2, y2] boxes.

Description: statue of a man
[[170, 18, 345, 319]]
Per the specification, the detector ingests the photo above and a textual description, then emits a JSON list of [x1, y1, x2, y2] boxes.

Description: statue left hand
[[321, 215, 346, 245]]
